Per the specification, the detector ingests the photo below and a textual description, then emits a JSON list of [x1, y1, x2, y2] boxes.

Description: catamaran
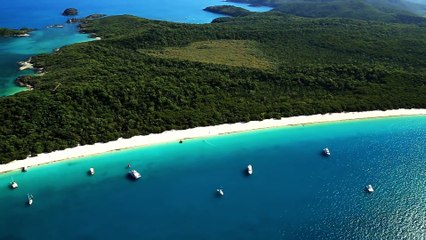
[[10, 178, 18, 189], [129, 169, 141, 179], [323, 148, 331, 156], [217, 188, 224, 196], [247, 164, 253, 175], [365, 184, 374, 193]]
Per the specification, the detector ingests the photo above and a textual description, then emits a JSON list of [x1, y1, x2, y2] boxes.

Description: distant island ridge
[[224, 0, 426, 23], [203, 5, 252, 17]]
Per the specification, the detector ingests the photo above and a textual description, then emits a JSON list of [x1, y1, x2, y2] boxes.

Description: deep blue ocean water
[[0, 0, 271, 96], [0, 116, 425, 239]]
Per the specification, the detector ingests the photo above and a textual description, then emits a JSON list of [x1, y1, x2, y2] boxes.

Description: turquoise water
[[0, 25, 94, 96], [1, 116, 425, 239], [0, 0, 271, 96]]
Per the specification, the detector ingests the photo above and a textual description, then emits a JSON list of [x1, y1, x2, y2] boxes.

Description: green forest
[[226, 0, 426, 22], [0, 12, 425, 163]]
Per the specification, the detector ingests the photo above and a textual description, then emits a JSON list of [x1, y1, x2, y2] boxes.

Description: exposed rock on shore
[[15, 76, 34, 90], [66, 18, 79, 24], [14, 33, 30, 37], [46, 24, 64, 28]]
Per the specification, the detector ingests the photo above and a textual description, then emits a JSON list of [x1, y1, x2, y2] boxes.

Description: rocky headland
[[203, 5, 251, 17], [0, 27, 33, 37]]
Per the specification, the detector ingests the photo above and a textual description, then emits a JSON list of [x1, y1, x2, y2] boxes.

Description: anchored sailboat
[[27, 193, 34, 206]]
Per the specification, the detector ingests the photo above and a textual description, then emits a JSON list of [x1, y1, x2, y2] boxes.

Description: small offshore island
[[62, 8, 78, 16]]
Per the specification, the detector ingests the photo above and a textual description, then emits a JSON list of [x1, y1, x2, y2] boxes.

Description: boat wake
[[203, 140, 217, 147]]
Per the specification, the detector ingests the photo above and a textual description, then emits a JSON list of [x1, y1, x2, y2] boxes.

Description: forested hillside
[[0, 13, 425, 163], [226, 0, 426, 22]]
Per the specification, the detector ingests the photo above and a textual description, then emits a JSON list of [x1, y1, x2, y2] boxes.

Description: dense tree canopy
[[227, 0, 426, 22], [0, 12, 425, 163]]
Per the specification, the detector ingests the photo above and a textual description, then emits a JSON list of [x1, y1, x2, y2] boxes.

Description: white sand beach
[[1, 108, 425, 173], [18, 58, 34, 71]]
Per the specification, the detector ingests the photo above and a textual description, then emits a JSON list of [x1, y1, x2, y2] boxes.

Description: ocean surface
[[0, 116, 425, 239], [0, 0, 271, 96]]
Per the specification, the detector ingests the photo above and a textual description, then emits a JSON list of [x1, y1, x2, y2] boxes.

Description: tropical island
[[0, 0, 426, 164]]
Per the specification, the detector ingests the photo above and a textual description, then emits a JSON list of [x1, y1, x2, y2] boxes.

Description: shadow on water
[[242, 164, 255, 177], [125, 173, 140, 182], [213, 187, 225, 199], [242, 169, 251, 177], [212, 192, 221, 199], [320, 151, 330, 157]]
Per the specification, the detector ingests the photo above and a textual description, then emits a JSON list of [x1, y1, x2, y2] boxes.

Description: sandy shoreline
[[1, 108, 425, 173], [17, 58, 34, 71]]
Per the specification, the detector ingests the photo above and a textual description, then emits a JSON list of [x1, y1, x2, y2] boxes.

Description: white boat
[[217, 188, 224, 196], [366, 184, 374, 193], [323, 148, 331, 156], [129, 170, 141, 179], [27, 194, 33, 206], [89, 168, 95, 175], [10, 181, 18, 189], [247, 164, 253, 175]]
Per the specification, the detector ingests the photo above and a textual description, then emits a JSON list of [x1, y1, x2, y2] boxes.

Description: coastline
[[1, 108, 425, 173], [17, 58, 34, 71], [2, 14, 102, 97]]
